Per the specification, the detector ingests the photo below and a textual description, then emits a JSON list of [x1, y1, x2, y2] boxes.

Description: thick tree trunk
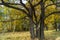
[[39, 18, 45, 40], [29, 19, 35, 40], [39, 1, 45, 40], [35, 24, 39, 38]]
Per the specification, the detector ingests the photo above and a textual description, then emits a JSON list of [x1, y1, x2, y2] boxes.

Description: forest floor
[[0, 30, 60, 40]]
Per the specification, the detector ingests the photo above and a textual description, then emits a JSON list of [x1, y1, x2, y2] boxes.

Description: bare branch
[[0, 3, 21, 5], [1, 0, 31, 16], [1, 0, 29, 12], [36, 11, 60, 24], [44, 11, 60, 20], [45, 2, 60, 9], [20, 0, 29, 12], [1, 0, 36, 25], [4, 4, 27, 14]]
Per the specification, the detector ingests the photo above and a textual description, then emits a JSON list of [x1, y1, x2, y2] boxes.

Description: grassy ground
[[0, 32, 31, 40], [0, 30, 60, 40], [45, 30, 60, 40]]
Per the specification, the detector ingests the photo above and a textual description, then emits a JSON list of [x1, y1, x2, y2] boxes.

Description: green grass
[[0, 30, 60, 40]]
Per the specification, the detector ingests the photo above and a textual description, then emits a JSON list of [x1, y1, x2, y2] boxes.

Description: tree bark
[[29, 19, 35, 40], [35, 24, 39, 38], [39, 18, 45, 40], [39, 1, 45, 40]]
